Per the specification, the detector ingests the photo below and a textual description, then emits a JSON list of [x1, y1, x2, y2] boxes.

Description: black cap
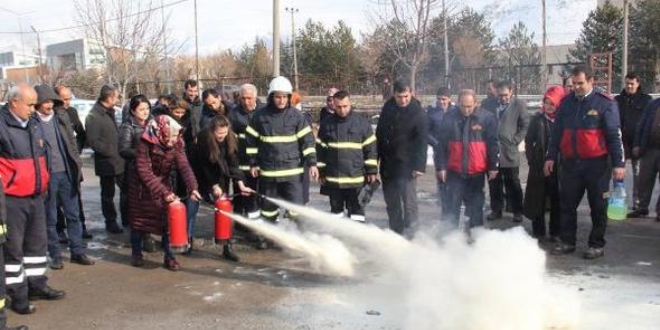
[[34, 84, 63, 107]]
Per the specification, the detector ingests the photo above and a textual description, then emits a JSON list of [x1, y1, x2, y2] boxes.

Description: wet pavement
[[10, 158, 660, 330]]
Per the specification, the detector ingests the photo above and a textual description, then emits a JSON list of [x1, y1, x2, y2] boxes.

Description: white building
[[46, 38, 106, 72]]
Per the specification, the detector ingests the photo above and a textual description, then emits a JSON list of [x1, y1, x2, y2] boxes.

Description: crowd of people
[[0, 66, 656, 329]]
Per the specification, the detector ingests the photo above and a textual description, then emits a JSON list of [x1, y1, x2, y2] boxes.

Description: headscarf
[[542, 86, 566, 122], [143, 115, 183, 147]]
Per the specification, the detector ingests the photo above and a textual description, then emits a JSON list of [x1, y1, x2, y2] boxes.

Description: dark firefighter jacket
[[435, 107, 499, 176], [376, 98, 428, 179], [546, 91, 625, 168], [246, 105, 316, 182], [228, 100, 264, 172], [0, 104, 49, 197], [317, 111, 378, 189]]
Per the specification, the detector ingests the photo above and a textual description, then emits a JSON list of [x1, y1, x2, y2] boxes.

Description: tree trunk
[[410, 64, 417, 93]]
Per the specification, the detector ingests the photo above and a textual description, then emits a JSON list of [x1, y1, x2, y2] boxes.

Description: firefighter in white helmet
[[245, 77, 318, 236]]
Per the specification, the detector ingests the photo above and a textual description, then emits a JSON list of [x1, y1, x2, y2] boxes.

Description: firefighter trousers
[[233, 173, 260, 219], [0, 244, 9, 328], [327, 187, 365, 221], [445, 172, 485, 229], [3, 196, 49, 310], [559, 158, 610, 248], [259, 177, 304, 222]]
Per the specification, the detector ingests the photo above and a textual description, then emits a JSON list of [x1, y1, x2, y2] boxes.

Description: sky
[[0, 0, 597, 57]]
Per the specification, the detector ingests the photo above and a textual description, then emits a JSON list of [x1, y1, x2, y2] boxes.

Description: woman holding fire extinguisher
[[127, 115, 202, 270], [192, 115, 254, 262]]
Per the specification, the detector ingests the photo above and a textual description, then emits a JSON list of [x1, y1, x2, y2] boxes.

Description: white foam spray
[[262, 197, 581, 330], [224, 211, 357, 277]]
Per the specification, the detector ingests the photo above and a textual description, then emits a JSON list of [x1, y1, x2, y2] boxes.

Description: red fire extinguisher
[[215, 198, 233, 243], [168, 200, 188, 252]]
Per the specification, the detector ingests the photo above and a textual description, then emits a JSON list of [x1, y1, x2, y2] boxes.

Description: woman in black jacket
[[193, 115, 253, 261], [118, 94, 157, 252], [523, 86, 565, 242]]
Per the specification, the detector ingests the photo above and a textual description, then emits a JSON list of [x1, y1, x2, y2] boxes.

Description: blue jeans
[[46, 172, 85, 258], [185, 199, 199, 240]]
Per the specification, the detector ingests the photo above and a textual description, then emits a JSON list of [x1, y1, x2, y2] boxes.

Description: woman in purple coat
[[127, 115, 201, 270]]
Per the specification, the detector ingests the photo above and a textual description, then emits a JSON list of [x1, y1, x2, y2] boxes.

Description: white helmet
[[268, 76, 293, 95]]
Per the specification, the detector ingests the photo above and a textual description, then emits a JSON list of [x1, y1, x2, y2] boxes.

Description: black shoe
[[71, 254, 95, 266], [550, 243, 576, 255], [82, 230, 93, 239], [181, 238, 193, 255], [131, 255, 145, 268], [105, 222, 124, 234], [57, 231, 69, 244], [50, 258, 64, 270], [143, 235, 157, 253], [28, 285, 66, 301], [583, 247, 604, 260], [255, 237, 269, 250], [222, 244, 240, 262], [656, 214, 660, 222], [627, 209, 648, 218], [10, 302, 36, 315], [512, 213, 523, 222], [4, 325, 29, 330], [487, 211, 502, 221]]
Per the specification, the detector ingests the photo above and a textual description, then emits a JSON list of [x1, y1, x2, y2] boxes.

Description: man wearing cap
[[0, 84, 65, 315], [246, 76, 318, 234], [34, 85, 95, 270]]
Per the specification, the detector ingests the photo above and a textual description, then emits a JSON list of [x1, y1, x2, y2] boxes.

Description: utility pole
[[622, 0, 629, 89], [442, 0, 450, 89], [541, 0, 547, 93], [162, 0, 171, 94], [194, 0, 200, 85], [273, 0, 281, 77], [30, 25, 42, 82], [285, 7, 299, 90]]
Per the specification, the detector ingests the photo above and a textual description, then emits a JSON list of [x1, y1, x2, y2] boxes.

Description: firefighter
[[246, 76, 318, 227], [0, 84, 65, 315], [317, 90, 378, 221], [544, 66, 626, 260], [436, 89, 499, 229], [228, 83, 263, 220]]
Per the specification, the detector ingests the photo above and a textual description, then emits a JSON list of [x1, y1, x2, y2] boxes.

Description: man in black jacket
[[54, 85, 92, 240], [616, 73, 653, 215], [85, 85, 125, 233], [376, 79, 428, 235]]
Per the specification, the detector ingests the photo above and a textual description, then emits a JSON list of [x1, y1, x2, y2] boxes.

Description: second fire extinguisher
[[215, 198, 233, 243], [168, 200, 188, 252]]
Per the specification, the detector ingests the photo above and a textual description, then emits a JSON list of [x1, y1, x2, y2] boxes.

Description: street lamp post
[[273, 0, 281, 77], [30, 25, 42, 82], [285, 7, 299, 90]]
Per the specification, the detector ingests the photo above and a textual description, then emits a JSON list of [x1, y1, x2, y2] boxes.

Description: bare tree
[[74, 0, 174, 97], [371, 0, 441, 91]]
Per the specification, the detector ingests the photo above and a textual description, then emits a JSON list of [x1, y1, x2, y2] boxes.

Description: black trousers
[[489, 167, 523, 214], [637, 148, 660, 213], [532, 172, 561, 238], [328, 187, 365, 221], [382, 176, 418, 234], [232, 173, 260, 219], [100, 174, 125, 225], [0, 243, 7, 328], [259, 177, 303, 221], [559, 158, 610, 248], [3, 196, 49, 310], [445, 172, 485, 228]]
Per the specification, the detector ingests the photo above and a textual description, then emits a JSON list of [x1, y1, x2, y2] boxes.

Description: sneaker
[[512, 213, 523, 222], [105, 222, 124, 234], [550, 243, 576, 255], [583, 247, 604, 260], [131, 255, 145, 268], [486, 211, 502, 221], [627, 209, 649, 218], [164, 257, 181, 271]]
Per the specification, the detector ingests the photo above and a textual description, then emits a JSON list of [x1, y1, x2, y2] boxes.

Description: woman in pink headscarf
[[127, 115, 201, 270], [523, 86, 566, 243]]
